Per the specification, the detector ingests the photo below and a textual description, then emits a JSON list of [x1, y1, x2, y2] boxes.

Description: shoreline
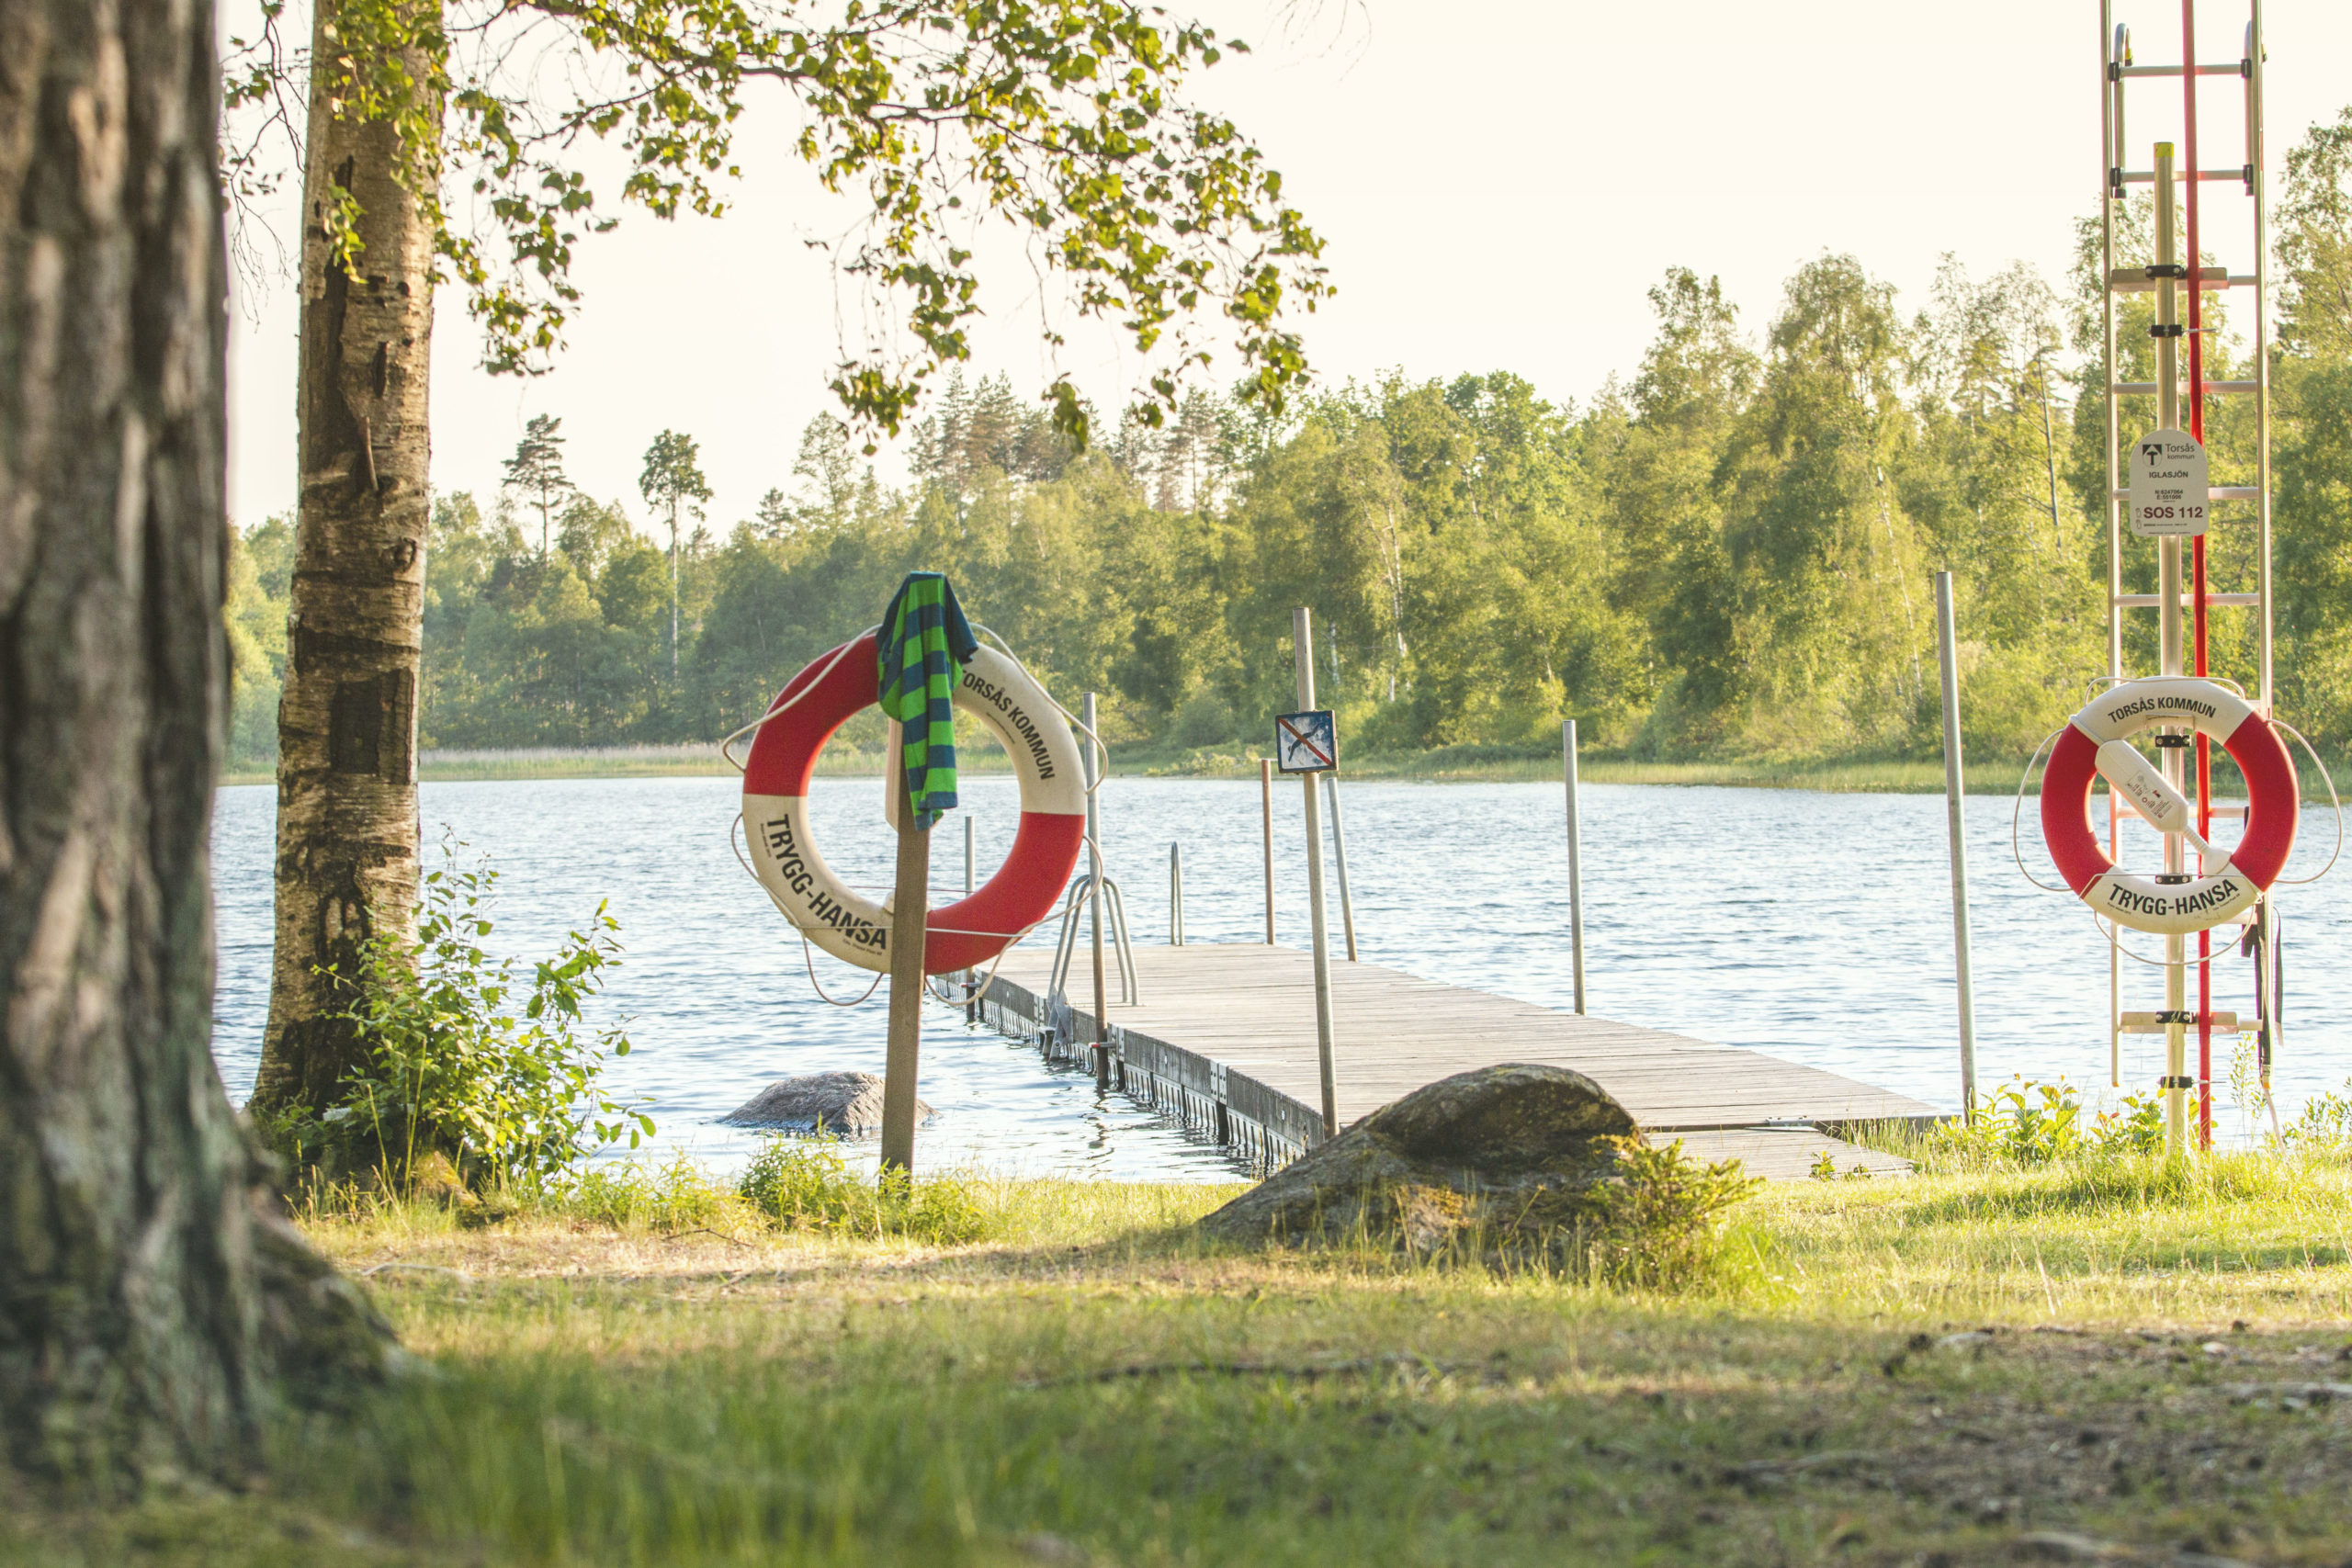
[[217, 754, 2036, 792], [216, 745, 2348, 797], [211, 747, 2342, 799]]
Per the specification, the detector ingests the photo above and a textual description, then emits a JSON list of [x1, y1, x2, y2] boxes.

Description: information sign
[[2128, 429, 2210, 538], [1272, 709, 1337, 773]]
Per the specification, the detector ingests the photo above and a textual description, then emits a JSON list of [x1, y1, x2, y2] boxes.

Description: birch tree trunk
[[0, 0, 389, 1484], [249, 2, 439, 1125]]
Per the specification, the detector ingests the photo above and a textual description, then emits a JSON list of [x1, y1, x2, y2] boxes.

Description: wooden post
[[1084, 693, 1111, 1089], [1562, 721, 1586, 1016], [963, 813, 977, 1022], [1932, 573, 1978, 1124], [880, 766, 931, 1174], [2154, 143, 2188, 1160], [1260, 758, 1276, 943], [1170, 842, 1185, 946], [1293, 607, 1340, 1138], [1322, 773, 1358, 962]]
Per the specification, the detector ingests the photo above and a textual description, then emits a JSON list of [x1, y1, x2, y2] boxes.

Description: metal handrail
[[1046, 861, 1137, 1010]]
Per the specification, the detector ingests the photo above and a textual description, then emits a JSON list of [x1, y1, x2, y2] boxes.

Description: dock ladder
[[2095, 1, 2275, 1148]]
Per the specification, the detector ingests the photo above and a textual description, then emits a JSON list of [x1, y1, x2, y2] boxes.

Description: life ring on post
[[741, 631, 1086, 974], [2041, 677, 2299, 935]]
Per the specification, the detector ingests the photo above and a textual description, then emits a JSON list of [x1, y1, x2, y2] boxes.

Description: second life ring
[[741, 631, 1086, 974], [2041, 676, 2299, 935]]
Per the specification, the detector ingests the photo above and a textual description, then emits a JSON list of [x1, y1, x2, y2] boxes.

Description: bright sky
[[222, 0, 2352, 532]]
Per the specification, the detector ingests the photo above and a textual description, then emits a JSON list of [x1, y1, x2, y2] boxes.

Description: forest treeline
[[225, 110, 2352, 773]]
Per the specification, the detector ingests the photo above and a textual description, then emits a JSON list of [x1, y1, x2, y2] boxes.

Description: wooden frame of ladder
[[2096, 3, 2271, 1136]]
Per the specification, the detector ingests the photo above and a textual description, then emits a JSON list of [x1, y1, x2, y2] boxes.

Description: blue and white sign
[[1273, 709, 1337, 773]]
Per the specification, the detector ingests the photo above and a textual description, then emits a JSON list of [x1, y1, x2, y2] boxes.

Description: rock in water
[[721, 1071, 933, 1134], [1197, 1064, 1638, 1256]]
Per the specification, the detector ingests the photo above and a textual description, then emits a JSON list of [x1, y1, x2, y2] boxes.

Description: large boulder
[[721, 1071, 933, 1134], [1198, 1064, 1638, 1256]]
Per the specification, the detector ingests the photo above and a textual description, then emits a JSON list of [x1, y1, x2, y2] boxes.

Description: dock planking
[[973, 942, 1932, 1180]]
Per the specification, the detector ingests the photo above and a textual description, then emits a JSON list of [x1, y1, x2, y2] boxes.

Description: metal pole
[[1563, 720, 1587, 1017], [1260, 757, 1276, 944], [879, 767, 930, 1174], [1933, 574, 1978, 1122], [1322, 773, 1358, 962], [1170, 842, 1184, 946], [2155, 144, 2188, 1159], [1083, 693, 1111, 1089], [1293, 607, 1340, 1138]]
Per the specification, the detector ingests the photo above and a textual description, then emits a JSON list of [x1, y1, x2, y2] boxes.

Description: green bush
[[271, 845, 653, 1191], [737, 1134, 989, 1244], [1923, 1077, 2144, 1169], [1918, 1076, 2239, 1172], [2287, 1080, 2352, 1151], [1578, 1135, 1761, 1291], [2093, 1091, 2166, 1156], [1170, 688, 1238, 748]]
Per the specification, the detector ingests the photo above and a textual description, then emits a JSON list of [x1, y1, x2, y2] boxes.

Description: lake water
[[209, 773, 2351, 1180]]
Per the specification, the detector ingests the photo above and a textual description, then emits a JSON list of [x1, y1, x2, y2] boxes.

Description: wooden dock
[[976, 942, 1935, 1179]]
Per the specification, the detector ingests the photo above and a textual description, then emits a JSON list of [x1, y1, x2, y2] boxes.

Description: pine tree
[[640, 431, 713, 676], [502, 414, 574, 559]]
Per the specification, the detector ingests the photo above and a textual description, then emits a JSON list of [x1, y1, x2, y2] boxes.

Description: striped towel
[[877, 571, 978, 831]]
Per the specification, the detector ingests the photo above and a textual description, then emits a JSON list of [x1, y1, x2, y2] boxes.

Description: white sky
[[222, 0, 2352, 531]]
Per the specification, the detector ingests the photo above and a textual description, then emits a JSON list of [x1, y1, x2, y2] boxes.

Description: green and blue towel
[[878, 571, 978, 831]]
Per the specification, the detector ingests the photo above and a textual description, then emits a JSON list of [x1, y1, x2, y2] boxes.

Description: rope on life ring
[[735, 630, 1087, 976], [2039, 676, 2300, 936]]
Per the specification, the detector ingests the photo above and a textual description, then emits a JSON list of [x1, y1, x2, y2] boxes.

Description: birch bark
[[250, 1, 440, 1123]]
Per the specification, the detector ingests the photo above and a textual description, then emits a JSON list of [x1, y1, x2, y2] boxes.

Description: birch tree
[[234, 0, 1329, 1135]]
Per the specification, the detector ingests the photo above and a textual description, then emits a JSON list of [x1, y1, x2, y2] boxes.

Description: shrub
[[1578, 1136, 1761, 1290], [1919, 1077, 2245, 1171], [2092, 1091, 2165, 1156], [1924, 1077, 2124, 1168], [2287, 1080, 2352, 1152], [1170, 688, 1238, 748], [270, 845, 652, 1192], [738, 1134, 989, 1244]]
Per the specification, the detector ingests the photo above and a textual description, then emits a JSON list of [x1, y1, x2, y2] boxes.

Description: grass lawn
[[10, 1157, 2352, 1566]]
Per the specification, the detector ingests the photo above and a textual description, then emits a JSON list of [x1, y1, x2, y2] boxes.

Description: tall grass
[[1754, 1146, 2352, 1325]]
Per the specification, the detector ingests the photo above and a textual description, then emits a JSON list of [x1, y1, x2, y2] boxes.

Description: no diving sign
[[1273, 709, 1337, 773], [2129, 429, 2209, 539]]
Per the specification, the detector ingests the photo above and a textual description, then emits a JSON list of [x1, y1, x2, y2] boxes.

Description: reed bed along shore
[[14, 1151, 2352, 1568], [224, 746, 2079, 793], [217, 741, 2352, 796]]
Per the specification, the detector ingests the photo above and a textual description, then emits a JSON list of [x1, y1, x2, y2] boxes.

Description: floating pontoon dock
[[977, 942, 1934, 1179]]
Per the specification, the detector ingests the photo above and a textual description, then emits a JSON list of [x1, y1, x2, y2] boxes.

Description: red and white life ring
[[741, 631, 1086, 974], [2041, 677, 2299, 935]]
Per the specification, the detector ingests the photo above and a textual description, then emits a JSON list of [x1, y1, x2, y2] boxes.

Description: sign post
[[880, 765, 929, 1174], [1278, 607, 1340, 1138], [2147, 143, 2194, 1158]]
